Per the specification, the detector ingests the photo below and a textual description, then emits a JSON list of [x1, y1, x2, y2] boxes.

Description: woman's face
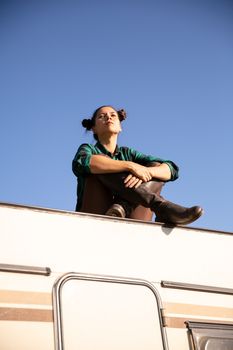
[[92, 106, 122, 137]]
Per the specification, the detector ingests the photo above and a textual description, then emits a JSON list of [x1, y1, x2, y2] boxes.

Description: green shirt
[[72, 141, 179, 211]]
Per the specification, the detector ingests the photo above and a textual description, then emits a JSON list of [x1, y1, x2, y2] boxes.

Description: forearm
[[90, 155, 169, 182], [90, 154, 132, 174], [148, 163, 172, 181]]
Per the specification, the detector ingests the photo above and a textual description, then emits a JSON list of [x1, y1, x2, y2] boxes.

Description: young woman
[[72, 105, 203, 225]]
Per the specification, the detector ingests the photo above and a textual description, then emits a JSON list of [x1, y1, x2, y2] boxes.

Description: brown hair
[[81, 105, 127, 140]]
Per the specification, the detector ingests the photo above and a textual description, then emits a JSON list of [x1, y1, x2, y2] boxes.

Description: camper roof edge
[[0, 201, 232, 235]]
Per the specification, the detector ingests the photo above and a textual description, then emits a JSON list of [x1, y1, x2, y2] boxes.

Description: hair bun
[[82, 118, 93, 130], [118, 109, 127, 121]]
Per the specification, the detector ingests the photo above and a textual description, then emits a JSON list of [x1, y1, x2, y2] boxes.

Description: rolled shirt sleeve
[[72, 143, 94, 176], [162, 161, 179, 181]]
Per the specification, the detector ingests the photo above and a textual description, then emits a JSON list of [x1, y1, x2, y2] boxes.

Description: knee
[[140, 180, 165, 195]]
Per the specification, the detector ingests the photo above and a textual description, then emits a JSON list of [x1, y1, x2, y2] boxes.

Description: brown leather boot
[[105, 204, 126, 217], [97, 173, 203, 225], [105, 199, 135, 218], [154, 201, 204, 225]]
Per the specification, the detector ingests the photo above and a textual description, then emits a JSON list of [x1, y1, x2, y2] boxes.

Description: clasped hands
[[124, 163, 153, 189]]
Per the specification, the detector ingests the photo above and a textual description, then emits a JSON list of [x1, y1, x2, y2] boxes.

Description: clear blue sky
[[1, 0, 232, 232]]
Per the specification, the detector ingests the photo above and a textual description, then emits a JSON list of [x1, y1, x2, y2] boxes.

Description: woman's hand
[[127, 162, 153, 182], [124, 162, 153, 188], [124, 162, 172, 188], [124, 174, 143, 188]]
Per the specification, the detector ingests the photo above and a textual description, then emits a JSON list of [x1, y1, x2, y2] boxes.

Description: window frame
[[52, 272, 168, 350], [186, 321, 233, 350]]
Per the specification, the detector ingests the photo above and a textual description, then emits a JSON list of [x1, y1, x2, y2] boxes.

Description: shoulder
[[74, 143, 97, 158], [117, 146, 139, 160], [118, 145, 138, 152], [118, 145, 129, 152], [78, 143, 92, 149], [77, 143, 96, 152]]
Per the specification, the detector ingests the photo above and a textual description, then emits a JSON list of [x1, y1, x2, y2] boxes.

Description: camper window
[[54, 275, 166, 350], [186, 321, 233, 350]]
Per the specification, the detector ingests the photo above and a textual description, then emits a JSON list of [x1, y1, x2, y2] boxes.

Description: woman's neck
[[98, 134, 118, 154]]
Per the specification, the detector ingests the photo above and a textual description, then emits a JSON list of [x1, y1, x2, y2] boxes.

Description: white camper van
[[1, 202, 233, 350]]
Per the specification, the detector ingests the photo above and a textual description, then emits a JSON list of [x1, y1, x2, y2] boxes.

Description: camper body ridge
[[0, 202, 233, 350]]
